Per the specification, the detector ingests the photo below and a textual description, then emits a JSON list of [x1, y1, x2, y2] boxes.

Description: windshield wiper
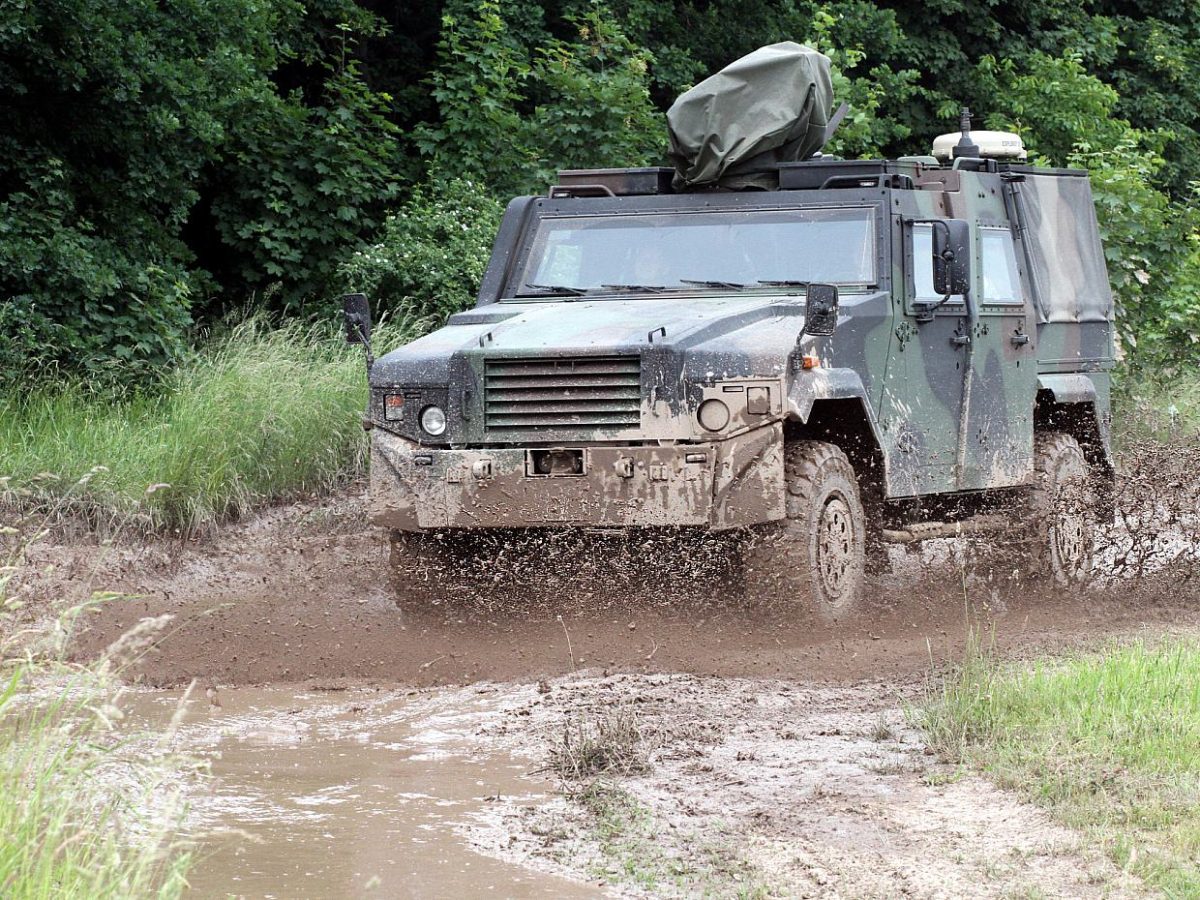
[[520, 282, 587, 296], [600, 283, 668, 293], [679, 278, 746, 289], [757, 279, 811, 287]]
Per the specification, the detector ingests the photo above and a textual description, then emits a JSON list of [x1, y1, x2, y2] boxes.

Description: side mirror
[[342, 293, 372, 345], [932, 219, 971, 297], [804, 283, 840, 336]]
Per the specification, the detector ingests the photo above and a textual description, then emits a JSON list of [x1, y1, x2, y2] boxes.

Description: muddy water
[[126, 686, 598, 899]]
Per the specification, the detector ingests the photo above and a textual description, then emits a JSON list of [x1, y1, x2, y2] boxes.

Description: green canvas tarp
[[666, 42, 834, 191]]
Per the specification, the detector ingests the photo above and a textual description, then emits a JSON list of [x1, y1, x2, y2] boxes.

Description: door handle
[[1010, 332, 1030, 346], [950, 334, 970, 347]]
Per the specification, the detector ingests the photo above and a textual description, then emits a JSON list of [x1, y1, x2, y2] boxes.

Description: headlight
[[697, 399, 730, 432], [420, 405, 447, 436]]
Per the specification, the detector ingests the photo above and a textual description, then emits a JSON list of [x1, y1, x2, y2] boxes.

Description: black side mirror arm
[[342, 293, 375, 374]]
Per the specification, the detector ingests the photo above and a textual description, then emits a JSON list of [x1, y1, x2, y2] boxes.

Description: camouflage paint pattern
[[365, 159, 1115, 533]]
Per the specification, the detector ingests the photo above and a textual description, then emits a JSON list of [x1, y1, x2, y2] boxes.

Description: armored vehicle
[[345, 44, 1114, 614]]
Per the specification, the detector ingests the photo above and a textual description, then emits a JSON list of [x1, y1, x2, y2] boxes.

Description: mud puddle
[[126, 685, 600, 899]]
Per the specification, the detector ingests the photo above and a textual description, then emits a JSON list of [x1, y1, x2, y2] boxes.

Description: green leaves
[[0, 0, 401, 381], [338, 177, 503, 325], [415, 1, 661, 197]]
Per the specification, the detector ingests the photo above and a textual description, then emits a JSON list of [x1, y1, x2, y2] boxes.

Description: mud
[[468, 673, 1142, 898], [9, 487, 1199, 897], [124, 684, 600, 898], [16, 491, 1196, 689]]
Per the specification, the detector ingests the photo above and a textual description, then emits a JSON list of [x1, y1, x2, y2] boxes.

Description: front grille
[[483, 355, 641, 434]]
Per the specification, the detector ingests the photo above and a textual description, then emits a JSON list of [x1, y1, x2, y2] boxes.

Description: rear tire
[[1027, 432, 1095, 585], [742, 441, 866, 618]]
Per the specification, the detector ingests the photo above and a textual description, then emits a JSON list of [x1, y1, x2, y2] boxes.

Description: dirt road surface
[[12, 490, 1199, 897]]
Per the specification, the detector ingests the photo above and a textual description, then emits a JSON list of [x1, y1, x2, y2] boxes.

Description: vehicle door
[[878, 221, 966, 497], [958, 224, 1037, 490]]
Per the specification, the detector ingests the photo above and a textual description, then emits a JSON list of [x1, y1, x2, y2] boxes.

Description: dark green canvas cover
[[666, 42, 834, 191]]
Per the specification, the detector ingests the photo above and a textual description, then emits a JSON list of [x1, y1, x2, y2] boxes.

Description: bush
[[339, 178, 504, 324], [209, 67, 403, 317], [414, 0, 662, 197], [0, 0, 403, 380]]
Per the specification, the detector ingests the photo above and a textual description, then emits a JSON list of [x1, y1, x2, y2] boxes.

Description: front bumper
[[369, 425, 785, 532]]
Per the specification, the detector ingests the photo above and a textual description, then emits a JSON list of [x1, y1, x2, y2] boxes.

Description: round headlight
[[420, 405, 447, 436], [697, 399, 731, 432]]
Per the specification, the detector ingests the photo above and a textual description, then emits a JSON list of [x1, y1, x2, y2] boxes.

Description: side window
[[980, 227, 1023, 304], [911, 224, 964, 306]]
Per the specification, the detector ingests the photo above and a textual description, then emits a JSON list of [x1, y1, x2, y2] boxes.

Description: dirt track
[[11, 490, 1200, 897], [19, 489, 1197, 688]]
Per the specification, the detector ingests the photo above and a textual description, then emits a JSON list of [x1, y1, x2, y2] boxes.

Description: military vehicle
[[344, 42, 1115, 615]]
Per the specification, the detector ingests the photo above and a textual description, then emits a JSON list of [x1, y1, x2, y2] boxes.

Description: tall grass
[[0, 663, 196, 898], [921, 635, 1200, 894], [0, 318, 418, 533], [1114, 371, 1200, 446]]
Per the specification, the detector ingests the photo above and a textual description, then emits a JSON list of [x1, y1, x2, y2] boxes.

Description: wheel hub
[[817, 496, 854, 596], [1054, 509, 1087, 571]]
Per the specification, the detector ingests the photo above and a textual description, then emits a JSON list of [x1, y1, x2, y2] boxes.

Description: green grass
[[0, 318, 418, 534], [921, 634, 1200, 895], [0, 662, 196, 898], [1113, 372, 1200, 446]]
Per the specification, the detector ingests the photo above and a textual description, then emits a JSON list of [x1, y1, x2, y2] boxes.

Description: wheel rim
[[817, 495, 854, 597], [1056, 475, 1094, 580], [1053, 506, 1088, 576]]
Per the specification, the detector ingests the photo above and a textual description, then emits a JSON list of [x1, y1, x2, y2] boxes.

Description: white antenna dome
[[932, 130, 1027, 162]]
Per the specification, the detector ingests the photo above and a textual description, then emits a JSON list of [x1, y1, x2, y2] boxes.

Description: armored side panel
[[1016, 172, 1115, 368]]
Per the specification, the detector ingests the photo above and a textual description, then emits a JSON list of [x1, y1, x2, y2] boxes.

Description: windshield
[[519, 206, 877, 293]]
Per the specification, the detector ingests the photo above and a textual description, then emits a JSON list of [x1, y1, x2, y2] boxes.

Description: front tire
[[742, 441, 867, 618], [1027, 432, 1095, 585]]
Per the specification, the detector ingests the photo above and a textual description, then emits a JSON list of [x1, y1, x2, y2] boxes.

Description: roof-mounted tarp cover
[[1019, 174, 1114, 323], [667, 42, 833, 191]]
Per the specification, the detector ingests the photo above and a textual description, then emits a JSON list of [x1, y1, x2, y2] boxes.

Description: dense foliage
[[2, 0, 1199, 379]]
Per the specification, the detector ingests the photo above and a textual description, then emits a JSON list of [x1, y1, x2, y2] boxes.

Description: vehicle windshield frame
[[512, 205, 881, 298]]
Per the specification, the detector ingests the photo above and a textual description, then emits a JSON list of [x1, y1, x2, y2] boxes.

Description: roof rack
[[553, 167, 675, 198]]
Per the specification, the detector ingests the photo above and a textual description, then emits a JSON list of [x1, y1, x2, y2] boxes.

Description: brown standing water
[[125, 686, 601, 899]]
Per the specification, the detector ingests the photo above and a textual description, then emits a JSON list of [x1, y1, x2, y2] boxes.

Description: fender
[[1036, 373, 1114, 471], [786, 367, 885, 444], [1036, 373, 1097, 405]]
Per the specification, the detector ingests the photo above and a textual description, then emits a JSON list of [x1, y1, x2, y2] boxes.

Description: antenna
[[952, 107, 981, 159]]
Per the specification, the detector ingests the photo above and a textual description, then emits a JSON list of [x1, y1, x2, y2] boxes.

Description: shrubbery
[[339, 178, 504, 324], [3, 0, 1200, 380], [0, 0, 399, 381]]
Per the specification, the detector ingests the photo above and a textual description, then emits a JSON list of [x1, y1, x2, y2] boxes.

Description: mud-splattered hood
[[371, 293, 809, 386]]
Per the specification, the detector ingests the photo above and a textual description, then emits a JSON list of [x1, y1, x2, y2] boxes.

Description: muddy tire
[[1027, 432, 1095, 585], [742, 441, 866, 618]]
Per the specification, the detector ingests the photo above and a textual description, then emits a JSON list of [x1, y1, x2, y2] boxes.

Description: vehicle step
[[882, 514, 1015, 544]]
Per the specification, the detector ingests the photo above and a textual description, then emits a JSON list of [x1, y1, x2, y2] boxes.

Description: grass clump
[[549, 707, 651, 781], [0, 662, 197, 898], [921, 634, 1200, 894], [0, 317, 419, 534]]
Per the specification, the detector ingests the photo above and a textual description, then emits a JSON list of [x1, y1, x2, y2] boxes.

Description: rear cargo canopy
[[666, 42, 834, 191]]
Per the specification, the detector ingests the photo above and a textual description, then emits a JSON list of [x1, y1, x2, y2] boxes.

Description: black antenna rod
[[952, 106, 981, 159]]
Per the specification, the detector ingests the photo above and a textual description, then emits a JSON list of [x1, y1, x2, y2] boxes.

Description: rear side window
[[980, 227, 1022, 304]]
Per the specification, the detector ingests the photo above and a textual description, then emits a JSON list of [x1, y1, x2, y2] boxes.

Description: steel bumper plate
[[369, 430, 726, 531]]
